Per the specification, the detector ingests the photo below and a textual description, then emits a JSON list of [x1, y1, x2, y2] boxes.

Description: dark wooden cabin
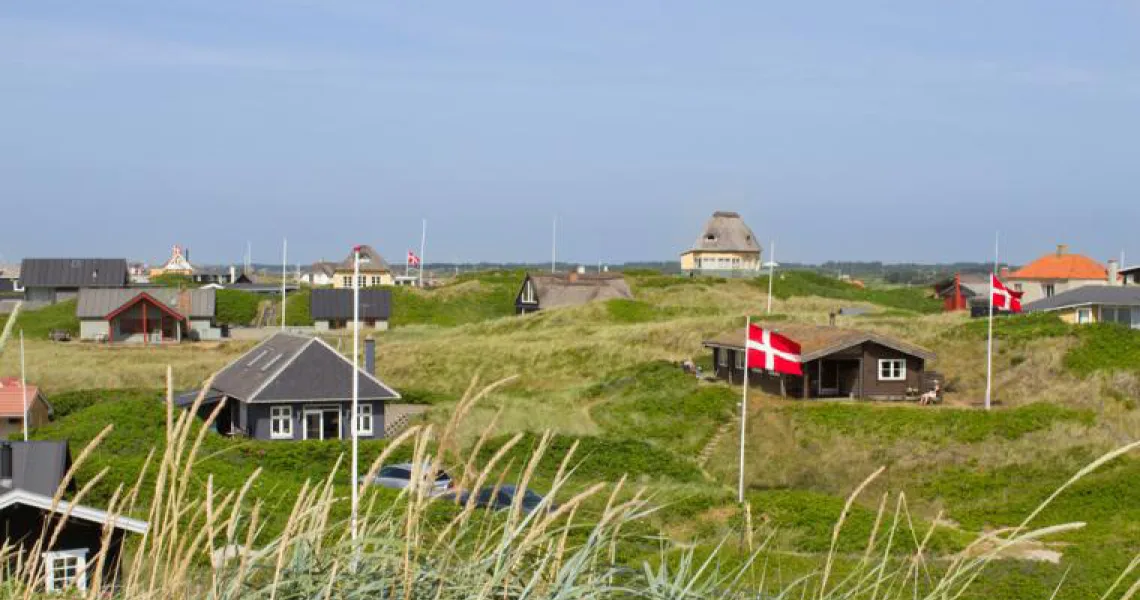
[[0, 441, 148, 592], [703, 323, 937, 400]]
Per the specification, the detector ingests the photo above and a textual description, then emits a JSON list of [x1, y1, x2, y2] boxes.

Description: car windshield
[[378, 467, 411, 479]]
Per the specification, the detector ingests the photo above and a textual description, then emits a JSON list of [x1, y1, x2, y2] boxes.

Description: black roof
[[310, 288, 392, 320], [185, 332, 400, 404], [19, 258, 129, 288], [1025, 285, 1140, 312], [0, 441, 73, 497]]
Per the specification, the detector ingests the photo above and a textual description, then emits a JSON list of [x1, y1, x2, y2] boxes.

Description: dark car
[[460, 484, 553, 514]]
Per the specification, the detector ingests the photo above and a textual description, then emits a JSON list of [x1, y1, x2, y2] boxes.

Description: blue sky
[[2, 1, 1138, 267]]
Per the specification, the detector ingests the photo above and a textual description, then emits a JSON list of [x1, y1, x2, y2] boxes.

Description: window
[[734, 350, 745, 370], [44, 549, 87, 592], [371, 276, 382, 286], [717, 349, 727, 368], [521, 282, 536, 303], [878, 359, 906, 381], [1013, 283, 1023, 292], [1077, 308, 1092, 324], [356, 404, 373, 436], [270, 406, 293, 439], [357, 276, 367, 288], [342, 276, 352, 287], [1043, 283, 1055, 298]]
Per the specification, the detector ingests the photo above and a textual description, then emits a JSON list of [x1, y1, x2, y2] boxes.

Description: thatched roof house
[[515, 271, 632, 314], [680, 211, 762, 277]]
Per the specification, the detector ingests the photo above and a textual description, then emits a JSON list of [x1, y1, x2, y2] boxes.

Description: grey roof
[[76, 288, 215, 319], [0, 441, 73, 497], [201, 332, 400, 404], [522, 273, 633, 309], [337, 245, 391, 273], [310, 289, 391, 320], [684, 211, 762, 254], [1121, 265, 1140, 275], [311, 262, 337, 277], [19, 258, 129, 288], [1025, 285, 1140, 312]]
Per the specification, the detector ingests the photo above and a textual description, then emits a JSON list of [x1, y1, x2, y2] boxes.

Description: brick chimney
[[1056, 244, 1068, 257], [1108, 259, 1120, 286], [1000, 266, 1010, 279]]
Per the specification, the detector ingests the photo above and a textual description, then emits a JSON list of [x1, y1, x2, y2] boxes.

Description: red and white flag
[[746, 324, 803, 376], [407, 250, 421, 267], [991, 274, 1023, 313]]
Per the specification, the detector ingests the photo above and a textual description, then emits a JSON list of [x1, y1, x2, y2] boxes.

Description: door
[[304, 411, 322, 440], [303, 408, 342, 440]]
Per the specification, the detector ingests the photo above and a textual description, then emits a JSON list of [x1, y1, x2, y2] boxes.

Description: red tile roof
[[1010, 248, 1107, 281], [0, 377, 41, 417]]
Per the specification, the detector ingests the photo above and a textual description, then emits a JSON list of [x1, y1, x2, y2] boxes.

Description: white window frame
[[371, 275, 382, 286], [1076, 308, 1092, 325], [356, 404, 373, 436], [717, 348, 728, 367], [270, 405, 293, 439], [342, 276, 351, 287], [734, 350, 745, 370], [878, 359, 906, 382], [44, 549, 88, 592], [1043, 283, 1055, 298], [521, 281, 536, 304]]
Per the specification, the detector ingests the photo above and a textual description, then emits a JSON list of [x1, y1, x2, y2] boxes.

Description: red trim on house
[[104, 292, 186, 322]]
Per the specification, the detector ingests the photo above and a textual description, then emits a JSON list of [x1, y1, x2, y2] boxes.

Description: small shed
[[0, 379, 53, 438], [704, 323, 937, 400]]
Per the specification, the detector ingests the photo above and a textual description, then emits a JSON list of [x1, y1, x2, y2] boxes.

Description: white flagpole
[[351, 247, 360, 544], [418, 219, 427, 288], [766, 240, 776, 315], [280, 238, 287, 330], [20, 330, 28, 442], [984, 232, 999, 411], [738, 316, 750, 503]]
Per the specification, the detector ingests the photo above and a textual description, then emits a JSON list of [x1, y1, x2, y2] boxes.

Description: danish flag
[[746, 324, 803, 376], [991, 274, 1023, 313], [407, 251, 421, 267]]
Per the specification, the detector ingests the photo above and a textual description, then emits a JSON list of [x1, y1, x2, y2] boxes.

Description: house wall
[[189, 318, 221, 340], [314, 319, 389, 331], [25, 287, 59, 304], [681, 251, 762, 276], [246, 400, 386, 441], [0, 505, 128, 590], [332, 272, 393, 288], [1011, 278, 1107, 304], [79, 320, 110, 341], [0, 396, 50, 439]]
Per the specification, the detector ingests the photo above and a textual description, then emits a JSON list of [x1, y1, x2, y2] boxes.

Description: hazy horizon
[[2, 2, 1138, 266]]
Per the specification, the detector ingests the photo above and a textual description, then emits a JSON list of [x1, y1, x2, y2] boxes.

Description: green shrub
[[749, 271, 942, 314], [149, 273, 195, 287], [284, 289, 313, 326], [47, 388, 163, 418], [479, 431, 704, 483], [390, 273, 519, 327], [1065, 324, 1140, 376], [12, 300, 80, 338], [951, 312, 1071, 342], [215, 289, 260, 325], [784, 402, 1093, 444]]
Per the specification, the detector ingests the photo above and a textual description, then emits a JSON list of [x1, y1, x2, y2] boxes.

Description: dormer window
[[706, 235, 716, 241]]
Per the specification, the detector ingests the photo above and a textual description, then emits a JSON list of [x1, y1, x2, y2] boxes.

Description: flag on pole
[[990, 274, 1023, 313], [746, 324, 803, 376], [407, 250, 421, 268]]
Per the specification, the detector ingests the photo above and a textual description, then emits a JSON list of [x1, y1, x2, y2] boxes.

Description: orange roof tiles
[[0, 377, 41, 417], [1010, 249, 1107, 281]]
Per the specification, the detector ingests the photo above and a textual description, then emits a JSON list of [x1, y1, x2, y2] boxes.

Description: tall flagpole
[[280, 238, 287, 330], [418, 219, 427, 288], [765, 241, 776, 315], [20, 330, 28, 442], [351, 246, 360, 544], [738, 316, 750, 503], [984, 232, 999, 411]]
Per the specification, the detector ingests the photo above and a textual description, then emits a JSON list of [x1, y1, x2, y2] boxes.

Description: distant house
[[680, 211, 763, 277], [200, 282, 294, 295], [150, 245, 195, 277], [192, 266, 250, 285], [307, 262, 337, 286], [0, 379, 53, 438], [0, 264, 21, 294], [0, 440, 148, 592], [515, 270, 633, 314], [77, 288, 220, 342], [1007, 245, 1117, 304], [332, 246, 393, 288], [703, 323, 937, 400], [19, 259, 129, 304], [176, 332, 399, 441], [1121, 265, 1140, 286], [1025, 286, 1140, 328], [311, 288, 391, 331], [931, 273, 989, 312]]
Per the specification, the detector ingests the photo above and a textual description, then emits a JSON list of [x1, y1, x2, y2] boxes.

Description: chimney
[[230, 265, 236, 284], [365, 336, 376, 376], [567, 271, 579, 283], [0, 442, 12, 483], [1108, 259, 1120, 286], [1056, 244, 1068, 257], [1000, 266, 1010, 279], [177, 290, 192, 316]]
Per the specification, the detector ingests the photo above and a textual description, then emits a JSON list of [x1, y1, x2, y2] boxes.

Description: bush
[[951, 312, 1071, 342], [284, 289, 313, 326], [12, 300, 80, 338], [149, 273, 195, 287], [785, 402, 1093, 444], [47, 388, 163, 418], [1065, 324, 1140, 376], [390, 273, 519, 327], [749, 271, 942, 314], [479, 431, 704, 483], [215, 289, 260, 325]]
